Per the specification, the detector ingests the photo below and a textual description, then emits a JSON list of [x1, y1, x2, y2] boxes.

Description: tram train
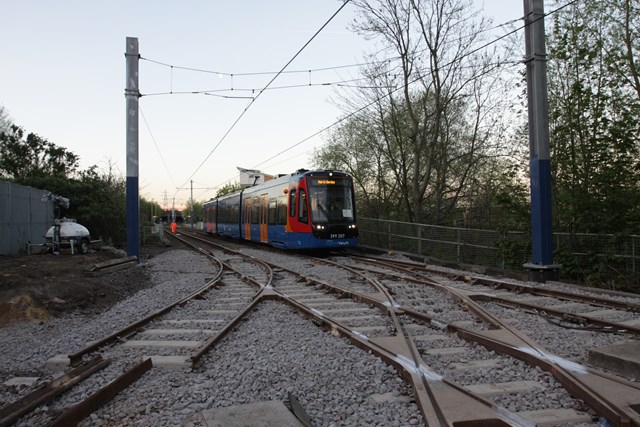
[[203, 169, 358, 249]]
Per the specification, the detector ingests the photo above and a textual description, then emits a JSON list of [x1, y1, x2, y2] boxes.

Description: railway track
[[3, 230, 640, 426]]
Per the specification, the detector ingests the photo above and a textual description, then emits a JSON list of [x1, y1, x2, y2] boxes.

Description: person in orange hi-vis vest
[[170, 220, 177, 233]]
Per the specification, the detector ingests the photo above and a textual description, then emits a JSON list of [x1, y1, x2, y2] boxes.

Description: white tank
[[45, 218, 91, 253]]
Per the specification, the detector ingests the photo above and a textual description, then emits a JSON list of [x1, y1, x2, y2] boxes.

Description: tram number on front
[[330, 233, 345, 239]]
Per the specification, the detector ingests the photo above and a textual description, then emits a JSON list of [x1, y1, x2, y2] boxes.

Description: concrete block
[[45, 354, 70, 369], [588, 340, 640, 379]]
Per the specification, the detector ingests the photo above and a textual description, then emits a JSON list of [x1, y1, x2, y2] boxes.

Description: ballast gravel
[[0, 249, 422, 426]]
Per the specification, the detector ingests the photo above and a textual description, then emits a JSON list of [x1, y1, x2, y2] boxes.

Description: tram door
[[260, 194, 268, 243], [244, 198, 251, 240]]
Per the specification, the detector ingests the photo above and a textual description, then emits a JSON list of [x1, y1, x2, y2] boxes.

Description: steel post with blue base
[[523, 0, 560, 281], [125, 37, 140, 263]]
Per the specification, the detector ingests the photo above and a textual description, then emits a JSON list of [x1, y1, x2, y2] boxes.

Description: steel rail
[[164, 234, 545, 424], [351, 255, 640, 335], [309, 255, 534, 426], [348, 254, 640, 427], [0, 356, 109, 427], [68, 247, 224, 365], [47, 358, 152, 427], [471, 293, 640, 335], [350, 253, 640, 312], [190, 257, 272, 365]]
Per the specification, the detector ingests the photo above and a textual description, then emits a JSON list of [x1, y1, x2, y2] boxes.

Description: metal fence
[[0, 181, 54, 255], [358, 217, 640, 283]]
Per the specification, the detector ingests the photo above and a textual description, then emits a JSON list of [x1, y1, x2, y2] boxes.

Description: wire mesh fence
[[358, 217, 640, 286]]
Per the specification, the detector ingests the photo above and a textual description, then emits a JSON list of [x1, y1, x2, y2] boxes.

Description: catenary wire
[[173, 0, 353, 197], [205, 1, 577, 192], [167, 0, 577, 199], [139, 106, 177, 188]]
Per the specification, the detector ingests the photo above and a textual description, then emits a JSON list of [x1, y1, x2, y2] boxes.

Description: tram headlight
[[315, 224, 326, 230], [348, 224, 357, 229]]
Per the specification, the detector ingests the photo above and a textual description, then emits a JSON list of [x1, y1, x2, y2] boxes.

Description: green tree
[[0, 125, 79, 180], [215, 182, 242, 197], [314, 111, 400, 219], [547, 0, 640, 235]]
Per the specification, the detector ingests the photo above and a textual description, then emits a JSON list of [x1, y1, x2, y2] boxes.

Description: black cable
[[174, 0, 353, 196], [140, 56, 388, 78], [175, 0, 579, 196], [139, 106, 176, 187], [241, 1, 580, 175]]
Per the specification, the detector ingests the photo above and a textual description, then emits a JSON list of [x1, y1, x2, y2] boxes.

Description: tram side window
[[289, 189, 296, 217], [251, 197, 259, 224], [298, 189, 308, 224], [277, 195, 287, 225], [268, 198, 277, 225], [232, 205, 239, 223]]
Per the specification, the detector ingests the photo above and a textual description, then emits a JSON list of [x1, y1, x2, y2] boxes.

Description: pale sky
[[0, 1, 524, 209]]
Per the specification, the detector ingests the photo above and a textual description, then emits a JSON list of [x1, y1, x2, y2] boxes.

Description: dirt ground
[[0, 239, 185, 327]]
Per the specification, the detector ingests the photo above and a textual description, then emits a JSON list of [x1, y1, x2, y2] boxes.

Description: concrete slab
[[45, 354, 70, 369], [146, 355, 192, 369], [369, 391, 412, 404], [122, 340, 201, 349], [294, 297, 339, 303], [351, 325, 388, 333], [451, 359, 501, 371], [588, 340, 640, 378], [4, 377, 39, 387], [581, 308, 623, 319], [139, 328, 216, 336], [195, 400, 305, 427], [322, 307, 371, 314], [201, 310, 238, 315], [411, 334, 449, 341], [506, 296, 553, 305], [620, 318, 640, 328], [465, 380, 542, 396], [423, 347, 466, 356], [162, 319, 226, 325], [543, 302, 588, 311], [332, 315, 372, 322], [517, 408, 592, 427]]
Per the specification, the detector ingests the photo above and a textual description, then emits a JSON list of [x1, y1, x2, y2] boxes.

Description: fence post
[[456, 229, 461, 263], [418, 225, 422, 255], [388, 221, 391, 250]]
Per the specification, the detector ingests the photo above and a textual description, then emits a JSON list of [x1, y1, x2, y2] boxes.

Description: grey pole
[[522, 0, 559, 281], [125, 37, 140, 262]]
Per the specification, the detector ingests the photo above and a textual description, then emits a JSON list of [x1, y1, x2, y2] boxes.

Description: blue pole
[[523, 0, 559, 280]]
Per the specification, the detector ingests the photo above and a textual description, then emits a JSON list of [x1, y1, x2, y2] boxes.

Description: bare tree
[[341, 0, 511, 224]]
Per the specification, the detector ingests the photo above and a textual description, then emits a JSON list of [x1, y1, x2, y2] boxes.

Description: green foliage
[[19, 166, 127, 247], [0, 121, 148, 248], [141, 198, 163, 224], [0, 125, 79, 180], [547, 0, 640, 236], [215, 182, 242, 197], [183, 198, 203, 223]]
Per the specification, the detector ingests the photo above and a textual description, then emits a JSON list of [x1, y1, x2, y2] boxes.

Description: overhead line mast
[[523, 0, 559, 281], [125, 37, 140, 262]]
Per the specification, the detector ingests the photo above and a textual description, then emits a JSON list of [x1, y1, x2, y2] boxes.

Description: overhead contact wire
[[175, 0, 353, 195]]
